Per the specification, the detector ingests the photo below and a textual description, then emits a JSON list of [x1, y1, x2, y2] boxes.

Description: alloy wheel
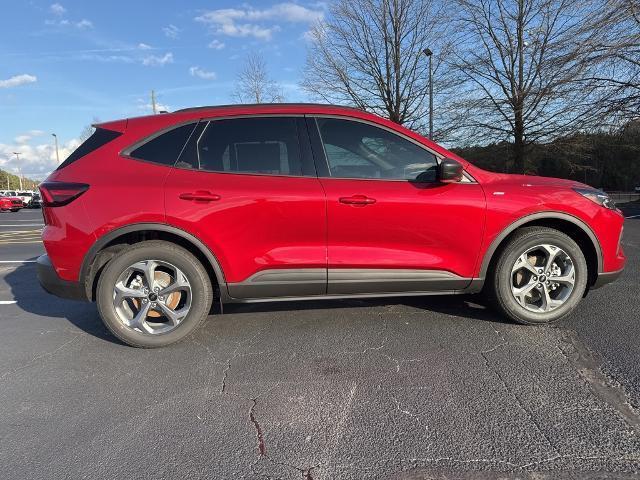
[[510, 244, 576, 313], [112, 259, 192, 334]]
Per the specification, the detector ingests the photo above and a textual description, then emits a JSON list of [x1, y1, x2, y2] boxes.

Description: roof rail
[[173, 103, 365, 114]]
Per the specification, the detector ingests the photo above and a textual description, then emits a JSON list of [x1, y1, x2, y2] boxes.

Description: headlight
[[573, 188, 616, 210]]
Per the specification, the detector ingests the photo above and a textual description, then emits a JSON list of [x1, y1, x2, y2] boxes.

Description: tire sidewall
[[97, 242, 212, 347], [496, 230, 588, 325]]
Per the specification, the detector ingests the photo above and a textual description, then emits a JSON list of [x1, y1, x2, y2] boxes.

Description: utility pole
[[151, 90, 158, 114], [13, 152, 23, 190], [422, 48, 434, 140], [52, 133, 61, 164]]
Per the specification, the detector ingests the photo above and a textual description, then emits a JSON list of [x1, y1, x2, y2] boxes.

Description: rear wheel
[[96, 240, 213, 347], [489, 227, 588, 325]]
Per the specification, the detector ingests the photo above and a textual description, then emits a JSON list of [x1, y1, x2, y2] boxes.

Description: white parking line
[[0, 224, 43, 227], [0, 301, 17, 305], [0, 260, 38, 263], [626, 215, 640, 219]]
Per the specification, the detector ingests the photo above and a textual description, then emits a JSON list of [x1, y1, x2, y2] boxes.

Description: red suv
[[37, 104, 625, 348], [0, 194, 23, 212]]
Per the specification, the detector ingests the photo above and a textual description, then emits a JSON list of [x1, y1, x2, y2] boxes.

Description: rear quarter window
[[57, 128, 122, 170], [128, 123, 197, 166]]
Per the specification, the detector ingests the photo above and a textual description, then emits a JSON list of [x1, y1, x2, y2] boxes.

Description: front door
[[308, 116, 486, 295]]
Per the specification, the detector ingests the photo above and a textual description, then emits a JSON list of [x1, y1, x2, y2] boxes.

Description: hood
[[484, 172, 589, 190]]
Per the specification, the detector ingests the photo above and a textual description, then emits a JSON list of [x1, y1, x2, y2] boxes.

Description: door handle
[[339, 195, 376, 205], [179, 191, 221, 202]]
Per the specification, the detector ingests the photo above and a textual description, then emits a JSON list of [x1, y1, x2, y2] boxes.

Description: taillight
[[39, 181, 89, 207]]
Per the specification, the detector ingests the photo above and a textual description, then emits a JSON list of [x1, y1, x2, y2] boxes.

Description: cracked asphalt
[[1, 208, 639, 479]]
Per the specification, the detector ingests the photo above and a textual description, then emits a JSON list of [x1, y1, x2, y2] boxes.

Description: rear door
[[163, 116, 327, 299], [307, 116, 486, 295]]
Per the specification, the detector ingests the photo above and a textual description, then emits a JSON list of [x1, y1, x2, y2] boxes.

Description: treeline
[[0, 169, 38, 191], [452, 121, 640, 191]]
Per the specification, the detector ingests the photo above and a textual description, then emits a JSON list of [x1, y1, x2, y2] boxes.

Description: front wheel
[[96, 240, 213, 347], [488, 227, 588, 325]]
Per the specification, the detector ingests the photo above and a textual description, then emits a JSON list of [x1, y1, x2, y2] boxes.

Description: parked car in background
[[36, 104, 626, 348], [16, 191, 34, 207], [0, 193, 24, 212], [30, 192, 42, 208], [635, 185, 640, 193]]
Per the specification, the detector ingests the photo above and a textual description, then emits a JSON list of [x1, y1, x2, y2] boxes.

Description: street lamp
[[13, 152, 23, 190], [422, 48, 433, 140], [52, 133, 60, 165]]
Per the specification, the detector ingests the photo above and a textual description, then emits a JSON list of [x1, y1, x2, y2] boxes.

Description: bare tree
[[302, 0, 456, 134], [233, 53, 285, 103], [587, 0, 640, 119], [447, 0, 626, 173], [78, 117, 101, 143]]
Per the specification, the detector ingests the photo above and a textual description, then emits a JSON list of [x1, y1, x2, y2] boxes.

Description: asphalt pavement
[[0, 207, 639, 479]]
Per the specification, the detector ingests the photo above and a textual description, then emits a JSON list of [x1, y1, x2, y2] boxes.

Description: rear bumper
[[37, 254, 87, 301], [591, 268, 624, 289]]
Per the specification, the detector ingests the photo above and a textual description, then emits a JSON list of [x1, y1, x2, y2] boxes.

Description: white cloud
[[195, 3, 323, 40], [208, 39, 225, 50], [163, 24, 180, 39], [221, 23, 277, 40], [142, 52, 174, 67], [138, 43, 153, 50], [0, 137, 80, 180], [0, 74, 37, 89], [136, 99, 170, 113], [45, 18, 94, 29], [76, 19, 93, 29], [15, 130, 45, 144], [50, 3, 66, 16], [189, 66, 217, 80]]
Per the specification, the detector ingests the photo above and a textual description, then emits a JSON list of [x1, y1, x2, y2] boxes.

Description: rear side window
[[178, 117, 303, 176], [57, 128, 122, 170], [129, 123, 197, 166]]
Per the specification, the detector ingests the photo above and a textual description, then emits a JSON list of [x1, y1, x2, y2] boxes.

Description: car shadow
[[223, 293, 513, 325], [4, 261, 512, 347], [3, 262, 122, 345]]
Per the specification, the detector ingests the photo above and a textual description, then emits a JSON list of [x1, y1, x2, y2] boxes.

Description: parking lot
[[1, 207, 639, 479]]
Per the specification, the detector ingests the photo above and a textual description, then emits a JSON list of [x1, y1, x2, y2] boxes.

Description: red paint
[[39, 104, 625, 287]]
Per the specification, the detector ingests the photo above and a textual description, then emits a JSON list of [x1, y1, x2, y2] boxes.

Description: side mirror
[[438, 158, 464, 183]]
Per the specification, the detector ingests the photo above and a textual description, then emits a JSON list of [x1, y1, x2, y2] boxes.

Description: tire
[[488, 226, 588, 325], [96, 240, 213, 348], [10, 209, 19, 212]]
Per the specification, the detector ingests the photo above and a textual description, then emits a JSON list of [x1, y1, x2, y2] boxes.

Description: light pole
[[52, 133, 60, 165], [13, 152, 23, 190], [422, 48, 433, 140]]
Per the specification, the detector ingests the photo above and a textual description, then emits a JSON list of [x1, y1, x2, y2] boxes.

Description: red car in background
[[36, 103, 625, 348], [0, 194, 24, 212]]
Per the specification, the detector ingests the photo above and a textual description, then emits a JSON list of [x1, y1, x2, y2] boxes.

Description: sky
[[0, 1, 325, 181]]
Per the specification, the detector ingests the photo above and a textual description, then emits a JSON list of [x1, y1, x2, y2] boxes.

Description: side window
[[179, 117, 303, 176], [129, 123, 197, 166], [316, 118, 438, 181]]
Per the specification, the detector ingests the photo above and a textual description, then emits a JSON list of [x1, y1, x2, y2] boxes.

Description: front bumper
[[37, 255, 87, 301]]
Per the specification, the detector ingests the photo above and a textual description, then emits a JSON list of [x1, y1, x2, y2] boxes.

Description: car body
[[0, 193, 24, 212], [36, 104, 626, 347]]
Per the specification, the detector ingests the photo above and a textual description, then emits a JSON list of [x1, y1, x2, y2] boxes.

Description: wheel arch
[[80, 223, 227, 301], [479, 212, 602, 287]]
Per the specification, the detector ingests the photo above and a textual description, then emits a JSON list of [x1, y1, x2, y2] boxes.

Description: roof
[[173, 103, 365, 114]]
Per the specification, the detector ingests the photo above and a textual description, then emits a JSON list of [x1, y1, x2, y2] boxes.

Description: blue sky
[[0, 1, 324, 180]]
